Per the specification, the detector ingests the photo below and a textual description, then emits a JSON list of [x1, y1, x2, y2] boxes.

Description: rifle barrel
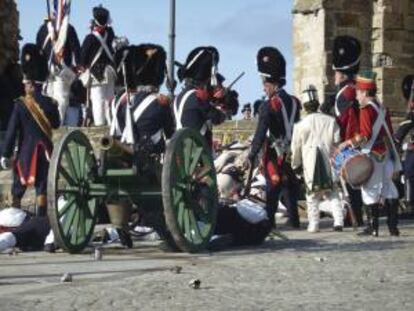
[[227, 71, 245, 90]]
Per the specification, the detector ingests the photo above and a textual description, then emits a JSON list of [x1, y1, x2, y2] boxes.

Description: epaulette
[[342, 85, 356, 101], [158, 94, 170, 106], [195, 89, 209, 102], [269, 95, 282, 111]]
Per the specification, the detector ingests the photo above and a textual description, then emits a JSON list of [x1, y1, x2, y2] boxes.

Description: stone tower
[[293, 0, 414, 116], [0, 0, 19, 75]]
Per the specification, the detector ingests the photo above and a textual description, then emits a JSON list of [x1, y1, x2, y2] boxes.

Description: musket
[[226, 71, 245, 90], [46, 0, 51, 20], [82, 81, 92, 127], [167, 0, 176, 97]]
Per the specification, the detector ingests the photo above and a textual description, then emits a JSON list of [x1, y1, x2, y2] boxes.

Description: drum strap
[[364, 101, 402, 171], [362, 103, 386, 153]]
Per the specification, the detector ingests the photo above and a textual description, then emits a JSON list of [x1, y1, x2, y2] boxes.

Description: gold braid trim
[[21, 95, 53, 140]]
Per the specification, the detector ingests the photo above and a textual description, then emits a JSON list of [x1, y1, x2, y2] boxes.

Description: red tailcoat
[[359, 100, 394, 157], [335, 81, 359, 141]]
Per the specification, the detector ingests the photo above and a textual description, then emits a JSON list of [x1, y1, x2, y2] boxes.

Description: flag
[[49, 0, 71, 61]]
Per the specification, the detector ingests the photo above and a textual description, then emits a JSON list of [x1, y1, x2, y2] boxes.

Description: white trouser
[[361, 156, 399, 205], [0, 232, 17, 252], [90, 82, 114, 126], [45, 77, 71, 124], [306, 190, 344, 230]]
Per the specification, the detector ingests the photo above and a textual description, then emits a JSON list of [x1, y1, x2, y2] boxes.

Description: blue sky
[[17, 0, 293, 114]]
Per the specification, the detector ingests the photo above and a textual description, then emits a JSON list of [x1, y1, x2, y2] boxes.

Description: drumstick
[[339, 176, 358, 231]]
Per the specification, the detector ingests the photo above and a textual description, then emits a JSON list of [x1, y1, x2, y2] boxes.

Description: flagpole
[[168, 0, 176, 97]]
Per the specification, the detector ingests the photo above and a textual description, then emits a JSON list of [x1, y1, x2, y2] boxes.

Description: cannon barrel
[[100, 136, 134, 163]]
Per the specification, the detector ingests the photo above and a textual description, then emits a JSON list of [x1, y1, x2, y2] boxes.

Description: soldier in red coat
[[344, 71, 401, 236], [323, 35, 364, 226]]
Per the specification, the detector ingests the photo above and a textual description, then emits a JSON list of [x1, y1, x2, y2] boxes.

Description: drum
[[333, 147, 374, 188]]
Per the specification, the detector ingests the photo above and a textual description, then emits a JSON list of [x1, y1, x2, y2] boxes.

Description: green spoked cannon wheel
[[162, 128, 218, 253], [47, 130, 99, 253]]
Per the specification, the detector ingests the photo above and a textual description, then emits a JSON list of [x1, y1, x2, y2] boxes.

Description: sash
[[363, 101, 402, 171], [21, 96, 53, 140]]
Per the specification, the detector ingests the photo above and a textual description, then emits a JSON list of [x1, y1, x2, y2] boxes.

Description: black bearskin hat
[[21, 43, 48, 83], [332, 35, 361, 75], [134, 44, 166, 87], [257, 47, 286, 86], [178, 46, 219, 84], [402, 75, 414, 101], [93, 5, 110, 26], [114, 45, 141, 88]]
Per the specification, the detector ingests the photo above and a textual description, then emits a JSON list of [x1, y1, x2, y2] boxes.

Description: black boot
[[358, 205, 373, 236], [371, 204, 380, 237], [386, 199, 400, 236]]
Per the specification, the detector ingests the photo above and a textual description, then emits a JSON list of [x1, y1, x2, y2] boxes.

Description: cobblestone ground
[[1, 219, 414, 311]]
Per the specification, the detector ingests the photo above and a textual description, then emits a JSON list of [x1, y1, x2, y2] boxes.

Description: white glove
[[0, 157, 10, 170]]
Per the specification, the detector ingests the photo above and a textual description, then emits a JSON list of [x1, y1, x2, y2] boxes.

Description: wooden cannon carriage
[[47, 128, 219, 253]]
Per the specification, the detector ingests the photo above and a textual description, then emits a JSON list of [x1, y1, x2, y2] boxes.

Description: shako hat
[[356, 70, 377, 91], [241, 103, 252, 113], [93, 5, 110, 26]]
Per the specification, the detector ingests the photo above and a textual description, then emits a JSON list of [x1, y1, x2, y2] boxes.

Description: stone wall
[[293, 0, 414, 115], [292, 0, 327, 102], [0, 0, 19, 75], [374, 0, 414, 115]]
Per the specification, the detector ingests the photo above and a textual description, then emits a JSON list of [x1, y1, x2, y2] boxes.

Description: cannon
[[47, 128, 218, 253]]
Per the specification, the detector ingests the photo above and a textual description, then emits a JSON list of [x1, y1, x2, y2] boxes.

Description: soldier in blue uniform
[[36, 12, 81, 124], [247, 47, 301, 227], [0, 44, 60, 216], [129, 44, 175, 153], [174, 46, 227, 148], [80, 5, 116, 126], [395, 75, 414, 216]]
